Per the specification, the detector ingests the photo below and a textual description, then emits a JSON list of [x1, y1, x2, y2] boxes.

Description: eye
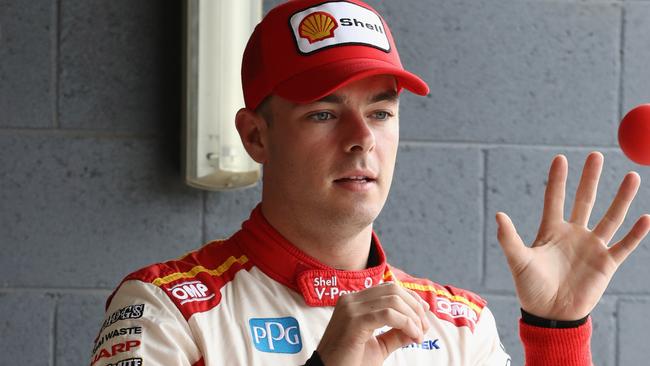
[[309, 111, 335, 121], [371, 111, 393, 120]]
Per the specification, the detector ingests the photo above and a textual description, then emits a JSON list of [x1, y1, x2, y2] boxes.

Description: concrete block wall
[[1, 0, 648, 364]]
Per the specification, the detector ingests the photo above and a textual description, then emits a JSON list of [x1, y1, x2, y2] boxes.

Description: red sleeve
[[520, 317, 592, 366]]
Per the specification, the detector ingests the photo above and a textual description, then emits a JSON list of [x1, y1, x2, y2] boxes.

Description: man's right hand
[[316, 282, 431, 366]]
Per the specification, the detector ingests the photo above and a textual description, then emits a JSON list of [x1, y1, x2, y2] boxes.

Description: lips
[[333, 169, 378, 184], [334, 176, 376, 183]]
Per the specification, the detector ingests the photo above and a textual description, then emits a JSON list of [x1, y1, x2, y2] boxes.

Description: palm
[[512, 222, 616, 320], [497, 152, 650, 320]]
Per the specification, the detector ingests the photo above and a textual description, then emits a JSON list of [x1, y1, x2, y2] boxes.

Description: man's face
[[261, 75, 399, 229]]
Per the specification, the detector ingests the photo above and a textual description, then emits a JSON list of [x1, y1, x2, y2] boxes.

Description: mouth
[[333, 176, 377, 184]]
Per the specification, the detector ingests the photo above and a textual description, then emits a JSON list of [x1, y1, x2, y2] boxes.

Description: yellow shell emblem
[[299, 12, 338, 44]]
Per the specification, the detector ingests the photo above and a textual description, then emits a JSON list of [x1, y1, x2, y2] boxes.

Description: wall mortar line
[[615, 297, 621, 366], [480, 148, 488, 288], [399, 140, 624, 150], [617, 4, 626, 122], [0, 287, 113, 294], [52, 0, 61, 129], [0, 128, 162, 139], [201, 190, 207, 244], [51, 297, 58, 366]]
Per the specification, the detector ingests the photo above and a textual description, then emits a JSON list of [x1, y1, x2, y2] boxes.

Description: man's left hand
[[496, 151, 650, 320]]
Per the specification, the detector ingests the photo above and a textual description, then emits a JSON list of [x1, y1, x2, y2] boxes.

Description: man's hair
[[255, 96, 274, 126]]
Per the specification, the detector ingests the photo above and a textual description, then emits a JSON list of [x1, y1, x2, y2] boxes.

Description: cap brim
[[273, 58, 429, 104]]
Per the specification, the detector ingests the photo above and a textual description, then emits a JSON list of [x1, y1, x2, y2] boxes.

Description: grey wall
[[1, 0, 649, 365]]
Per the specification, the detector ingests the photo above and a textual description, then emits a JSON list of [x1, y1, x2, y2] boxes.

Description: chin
[[330, 202, 382, 228]]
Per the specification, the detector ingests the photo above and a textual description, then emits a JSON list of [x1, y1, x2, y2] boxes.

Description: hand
[[316, 282, 430, 366], [496, 152, 650, 320]]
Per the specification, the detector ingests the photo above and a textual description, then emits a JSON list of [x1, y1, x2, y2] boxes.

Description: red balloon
[[618, 104, 650, 166]]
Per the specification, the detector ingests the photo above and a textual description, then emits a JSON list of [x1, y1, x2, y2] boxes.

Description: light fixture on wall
[[183, 0, 262, 190]]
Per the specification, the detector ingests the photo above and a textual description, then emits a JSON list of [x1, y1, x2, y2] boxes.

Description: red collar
[[235, 205, 388, 307]]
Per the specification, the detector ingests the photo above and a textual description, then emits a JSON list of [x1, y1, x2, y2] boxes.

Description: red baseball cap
[[241, 0, 429, 110]]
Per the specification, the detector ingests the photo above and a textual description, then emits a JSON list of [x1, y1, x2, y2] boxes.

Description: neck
[[260, 202, 374, 271]]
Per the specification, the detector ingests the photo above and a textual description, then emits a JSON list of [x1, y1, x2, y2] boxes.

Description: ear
[[235, 108, 268, 164]]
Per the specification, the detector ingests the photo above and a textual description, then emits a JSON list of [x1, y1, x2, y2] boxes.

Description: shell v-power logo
[[299, 12, 338, 43]]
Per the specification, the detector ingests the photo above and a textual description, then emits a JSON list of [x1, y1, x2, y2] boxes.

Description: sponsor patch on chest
[[433, 296, 481, 332], [249, 317, 303, 354]]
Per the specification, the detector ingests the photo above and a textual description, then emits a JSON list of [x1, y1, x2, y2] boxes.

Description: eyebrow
[[369, 90, 399, 104], [316, 94, 346, 104], [314, 89, 399, 104]]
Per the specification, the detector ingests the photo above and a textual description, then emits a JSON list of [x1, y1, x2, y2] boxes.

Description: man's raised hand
[[496, 152, 650, 321]]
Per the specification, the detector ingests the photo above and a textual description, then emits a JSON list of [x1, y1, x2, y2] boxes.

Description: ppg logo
[[249, 317, 302, 354]]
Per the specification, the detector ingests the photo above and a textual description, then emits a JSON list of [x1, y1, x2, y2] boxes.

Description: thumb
[[495, 212, 528, 269], [376, 329, 417, 358]]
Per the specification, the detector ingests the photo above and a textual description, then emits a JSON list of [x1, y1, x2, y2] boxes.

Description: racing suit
[[90, 205, 591, 365]]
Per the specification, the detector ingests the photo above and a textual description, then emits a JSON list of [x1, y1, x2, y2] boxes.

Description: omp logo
[[249, 317, 302, 354], [436, 297, 478, 324], [299, 12, 338, 43], [167, 280, 215, 305]]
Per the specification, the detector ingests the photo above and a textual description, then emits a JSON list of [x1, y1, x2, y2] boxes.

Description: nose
[[341, 111, 375, 153]]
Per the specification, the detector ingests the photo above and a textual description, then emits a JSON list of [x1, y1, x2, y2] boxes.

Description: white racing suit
[[90, 206, 590, 366]]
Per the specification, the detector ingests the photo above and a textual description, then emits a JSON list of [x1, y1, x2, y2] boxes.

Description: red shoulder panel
[[106, 237, 253, 320], [386, 265, 486, 332]]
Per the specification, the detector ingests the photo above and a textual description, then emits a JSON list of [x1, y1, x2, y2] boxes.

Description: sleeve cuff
[[520, 316, 592, 366], [521, 308, 589, 328], [302, 351, 324, 366]]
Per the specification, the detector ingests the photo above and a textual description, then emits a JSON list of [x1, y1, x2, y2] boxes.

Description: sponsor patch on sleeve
[[91, 340, 141, 365], [92, 326, 143, 356], [95, 304, 145, 341], [92, 304, 146, 365], [149, 255, 249, 317], [105, 358, 143, 366], [165, 280, 215, 305]]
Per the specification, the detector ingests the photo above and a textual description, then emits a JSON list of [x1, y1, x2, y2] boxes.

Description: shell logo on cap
[[298, 12, 338, 44]]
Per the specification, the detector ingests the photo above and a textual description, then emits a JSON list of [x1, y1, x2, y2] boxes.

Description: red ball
[[618, 104, 650, 166]]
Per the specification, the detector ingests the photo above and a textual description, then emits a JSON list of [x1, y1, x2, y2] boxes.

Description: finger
[[609, 214, 650, 264], [359, 308, 422, 342], [375, 292, 426, 336], [569, 152, 603, 226], [538, 155, 568, 234], [496, 212, 529, 272], [376, 328, 419, 356], [405, 289, 431, 333], [362, 283, 428, 334], [592, 172, 641, 243]]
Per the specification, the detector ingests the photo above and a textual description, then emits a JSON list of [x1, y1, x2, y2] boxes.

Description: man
[[90, 1, 650, 365]]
